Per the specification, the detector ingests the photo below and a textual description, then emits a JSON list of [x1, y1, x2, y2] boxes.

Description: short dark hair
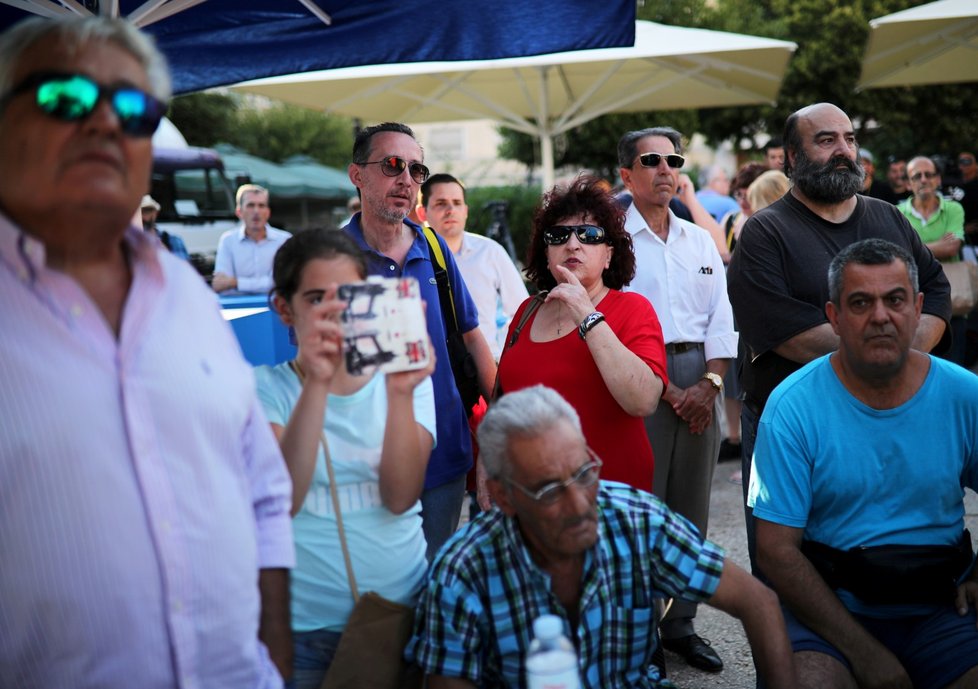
[[420, 173, 465, 207], [827, 238, 918, 306], [617, 127, 683, 169], [271, 228, 367, 304], [525, 175, 635, 291], [351, 122, 418, 165], [764, 137, 783, 152], [730, 162, 769, 196]]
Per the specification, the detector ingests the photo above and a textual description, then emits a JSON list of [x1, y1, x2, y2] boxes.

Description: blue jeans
[[293, 628, 343, 689], [420, 474, 467, 561]]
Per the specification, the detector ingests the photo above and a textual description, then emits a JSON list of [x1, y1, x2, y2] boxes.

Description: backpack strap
[[421, 224, 462, 336], [491, 291, 546, 401]]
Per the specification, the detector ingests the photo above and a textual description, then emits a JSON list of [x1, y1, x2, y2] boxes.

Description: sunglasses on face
[[360, 156, 430, 184], [959, 157, 976, 167], [2, 71, 166, 138], [909, 171, 939, 182], [543, 224, 607, 245], [636, 152, 685, 169]]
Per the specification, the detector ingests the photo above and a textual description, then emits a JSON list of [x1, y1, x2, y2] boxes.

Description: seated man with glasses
[[408, 385, 796, 689]]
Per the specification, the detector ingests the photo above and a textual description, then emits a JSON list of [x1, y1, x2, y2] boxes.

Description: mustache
[[563, 509, 598, 529]]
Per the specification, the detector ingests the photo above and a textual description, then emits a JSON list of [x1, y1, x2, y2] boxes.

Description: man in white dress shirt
[[618, 126, 738, 675], [418, 173, 528, 359], [213, 183, 290, 293]]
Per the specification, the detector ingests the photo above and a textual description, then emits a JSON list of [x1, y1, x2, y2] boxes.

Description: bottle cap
[[532, 614, 563, 641]]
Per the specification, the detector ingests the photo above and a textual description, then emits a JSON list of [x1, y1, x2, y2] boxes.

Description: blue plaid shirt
[[408, 482, 725, 688]]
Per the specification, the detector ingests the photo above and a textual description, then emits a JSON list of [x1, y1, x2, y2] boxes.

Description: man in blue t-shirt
[[344, 122, 496, 560], [750, 238, 978, 689]]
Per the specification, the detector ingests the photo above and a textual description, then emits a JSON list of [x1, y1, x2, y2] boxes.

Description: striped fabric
[[409, 482, 724, 688], [0, 216, 294, 689]]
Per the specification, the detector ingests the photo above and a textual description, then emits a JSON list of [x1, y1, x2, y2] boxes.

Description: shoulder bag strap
[[490, 292, 546, 402], [421, 224, 462, 335], [289, 360, 360, 602]]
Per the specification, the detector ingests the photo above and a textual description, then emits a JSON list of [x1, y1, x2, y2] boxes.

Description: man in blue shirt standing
[[344, 122, 496, 559]]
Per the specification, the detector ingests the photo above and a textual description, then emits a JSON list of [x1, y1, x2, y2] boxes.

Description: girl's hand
[[387, 337, 437, 396], [297, 292, 346, 386]]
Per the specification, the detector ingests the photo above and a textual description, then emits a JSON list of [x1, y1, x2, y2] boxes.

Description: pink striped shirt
[[0, 214, 294, 689]]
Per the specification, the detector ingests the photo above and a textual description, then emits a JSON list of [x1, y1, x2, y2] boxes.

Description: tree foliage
[[167, 94, 355, 169], [498, 0, 978, 180]]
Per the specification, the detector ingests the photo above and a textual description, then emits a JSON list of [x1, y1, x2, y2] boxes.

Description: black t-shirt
[[726, 192, 951, 409], [862, 179, 902, 205], [944, 180, 978, 242]]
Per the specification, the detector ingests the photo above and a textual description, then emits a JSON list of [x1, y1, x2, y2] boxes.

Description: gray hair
[[0, 16, 171, 103], [617, 127, 683, 169], [827, 238, 918, 305], [477, 385, 583, 480]]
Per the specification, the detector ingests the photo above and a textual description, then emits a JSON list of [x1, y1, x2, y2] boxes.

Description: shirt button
[[388, 265, 395, 271]]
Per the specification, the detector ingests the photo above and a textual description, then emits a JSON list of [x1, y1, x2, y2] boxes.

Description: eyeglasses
[[360, 156, 430, 184], [959, 157, 976, 167], [636, 152, 685, 169], [507, 451, 603, 505], [543, 224, 607, 245], [909, 171, 939, 182], [1, 72, 166, 138]]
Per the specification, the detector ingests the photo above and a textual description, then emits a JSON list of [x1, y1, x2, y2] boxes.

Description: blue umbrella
[[0, 1, 636, 94]]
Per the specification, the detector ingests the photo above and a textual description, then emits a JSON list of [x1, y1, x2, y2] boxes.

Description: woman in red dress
[[497, 176, 667, 491]]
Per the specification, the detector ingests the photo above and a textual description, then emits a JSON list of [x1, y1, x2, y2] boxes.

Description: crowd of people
[[3, 14, 978, 689]]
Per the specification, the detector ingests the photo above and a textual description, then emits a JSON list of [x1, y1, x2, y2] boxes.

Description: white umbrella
[[234, 20, 796, 189], [858, 0, 978, 90]]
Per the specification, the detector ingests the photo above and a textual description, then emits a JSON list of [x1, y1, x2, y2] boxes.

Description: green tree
[[167, 92, 238, 146], [227, 104, 355, 168]]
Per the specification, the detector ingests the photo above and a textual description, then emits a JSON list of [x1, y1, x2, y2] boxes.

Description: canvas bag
[[944, 260, 978, 316]]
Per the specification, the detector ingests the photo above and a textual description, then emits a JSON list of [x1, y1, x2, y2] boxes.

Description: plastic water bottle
[[525, 614, 581, 689]]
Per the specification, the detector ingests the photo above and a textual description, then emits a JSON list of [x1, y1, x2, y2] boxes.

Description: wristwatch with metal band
[[701, 371, 723, 392]]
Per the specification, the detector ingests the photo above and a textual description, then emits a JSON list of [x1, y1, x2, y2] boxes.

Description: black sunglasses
[[636, 152, 685, 169], [360, 156, 430, 184], [543, 224, 607, 245], [1, 71, 166, 138]]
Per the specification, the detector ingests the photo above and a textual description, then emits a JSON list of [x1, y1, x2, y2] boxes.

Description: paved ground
[[664, 459, 978, 689]]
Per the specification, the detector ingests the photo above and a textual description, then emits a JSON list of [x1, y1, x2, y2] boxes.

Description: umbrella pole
[[541, 134, 555, 191]]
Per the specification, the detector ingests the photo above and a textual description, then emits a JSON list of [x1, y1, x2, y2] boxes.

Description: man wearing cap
[[140, 194, 189, 260], [858, 149, 896, 202], [618, 126, 738, 675]]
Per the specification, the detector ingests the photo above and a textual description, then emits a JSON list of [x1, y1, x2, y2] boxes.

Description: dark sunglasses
[[636, 152, 685, 169], [909, 171, 939, 182], [1, 71, 166, 138], [958, 157, 976, 167], [543, 224, 607, 245], [360, 156, 430, 184]]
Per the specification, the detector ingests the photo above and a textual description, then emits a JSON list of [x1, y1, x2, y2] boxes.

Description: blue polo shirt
[[345, 214, 478, 488]]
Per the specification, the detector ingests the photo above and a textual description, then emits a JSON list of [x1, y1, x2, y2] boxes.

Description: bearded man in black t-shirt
[[726, 102, 951, 574]]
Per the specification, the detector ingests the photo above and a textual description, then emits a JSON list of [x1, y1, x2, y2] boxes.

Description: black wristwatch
[[578, 311, 605, 340]]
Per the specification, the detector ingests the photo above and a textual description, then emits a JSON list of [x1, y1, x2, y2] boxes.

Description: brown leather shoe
[[662, 634, 723, 673]]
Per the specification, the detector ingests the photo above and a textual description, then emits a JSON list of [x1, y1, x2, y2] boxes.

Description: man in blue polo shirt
[[344, 122, 496, 560]]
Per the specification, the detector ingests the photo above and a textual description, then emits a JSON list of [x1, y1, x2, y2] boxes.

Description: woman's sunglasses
[[543, 224, 607, 245], [636, 152, 686, 169], [360, 156, 430, 184], [2, 71, 166, 138]]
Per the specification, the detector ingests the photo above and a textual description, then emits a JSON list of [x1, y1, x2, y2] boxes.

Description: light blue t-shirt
[[255, 363, 437, 632], [749, 354, 978, 615]]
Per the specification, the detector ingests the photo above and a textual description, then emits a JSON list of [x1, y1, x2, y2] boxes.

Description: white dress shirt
[[214, 224, 291, 294], [451, 232, 528, 359], [623, 203, 738, 361]]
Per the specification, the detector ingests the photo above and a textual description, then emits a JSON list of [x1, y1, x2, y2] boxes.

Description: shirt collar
[[623, 202, 682, 241]]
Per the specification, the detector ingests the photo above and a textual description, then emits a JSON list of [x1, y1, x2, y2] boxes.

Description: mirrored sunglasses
[[2, 71, 166, 138], [543, 224, 607, 245], [361, 156, 430, 184], [637, 152, 685, 169]]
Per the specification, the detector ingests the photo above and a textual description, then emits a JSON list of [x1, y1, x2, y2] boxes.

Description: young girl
[[254, 229, 436, 689]]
